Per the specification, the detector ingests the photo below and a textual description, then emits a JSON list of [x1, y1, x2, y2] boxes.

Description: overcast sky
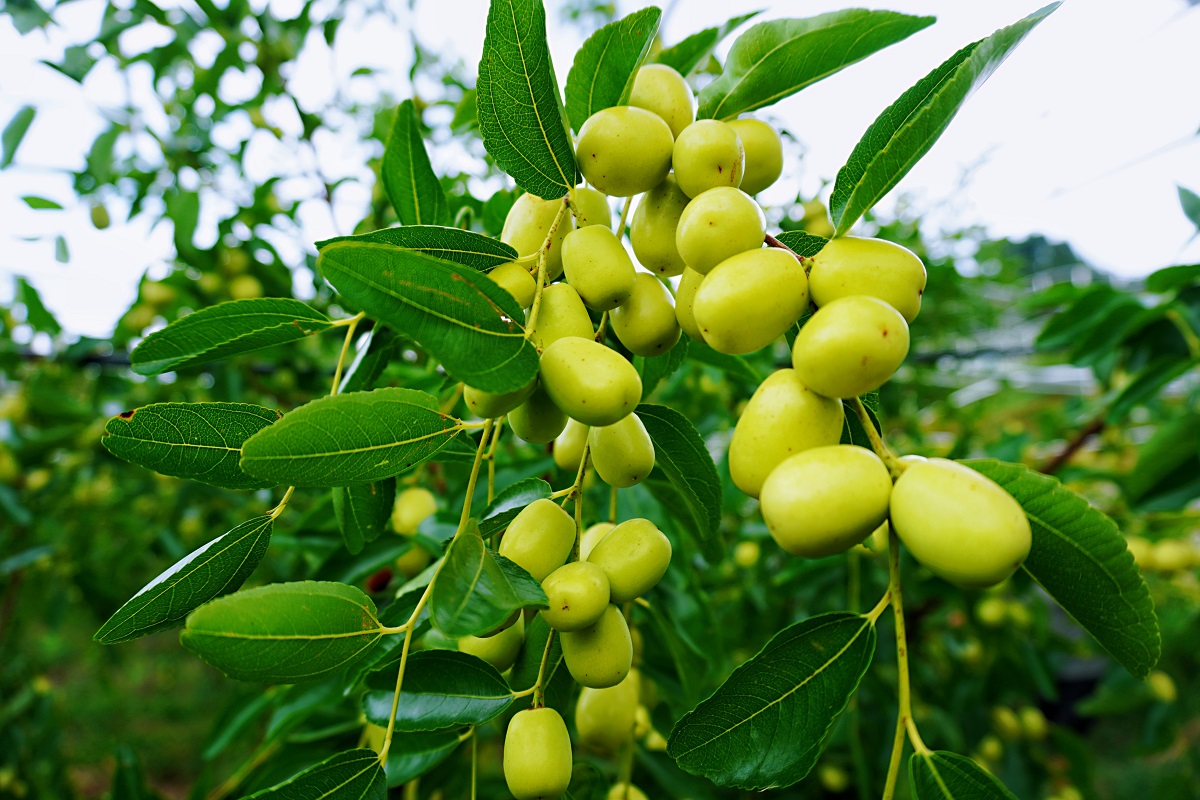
[[2, 0, 1199, 338]]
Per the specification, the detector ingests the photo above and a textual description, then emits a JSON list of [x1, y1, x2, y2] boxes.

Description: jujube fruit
[[589, 412, 655, 489], [464, 377, 537, 419], [791, 295, 910, 398], [541, 561, 610, 632], [502, 192, 573, 280], [553, 418, 590, 472], [503, 707, 572, 800], [629, 63, 695, 139], [527, 283, 593, 350], [610, 273, 681, 357], [459, 613, 525, 672], [561, 226, 635, 311], [508, 382, 568, 444], [560, 604, 633, 688], [607, 784, 649, 800], [587, 518, 671, 602], [488, 261, 537, 308], [498, 498, 576, 582], [569, 186, 612, 228], [392, 487, 437, 535], [672, 119, 745, 198], [630, 175, 690, 277], [577, 106, 673, 197], [575, 668, 639, 752], [808, 236, 927, 322], [538, 336, 642, 426], [692, 247, 808, 354], [675, 187, 765, 275], [727, 118, 783, 195], [580, 522, 615, 560]]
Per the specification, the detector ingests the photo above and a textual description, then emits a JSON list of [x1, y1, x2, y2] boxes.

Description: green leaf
[[430, 527, 548, 637], [654, 11, 762, 78], [15, 276, 61, 335], [963, 460, 1160, 678], [1, 105, 35, 169], [240, 388, 460, 487], [636, 404, 721, 543], [697, 10, 934, 120], [829, 4, 1058, 236], [637, 338, 688, 398], [95, 516, 273, 644], [181, 581, 384, 683], [685, 341, 761, 383], [477, 0, 579, 199], [383, 731, 461, 787], [667, 612, 877, 789], [382, 100, 450, 227], [1178, 185, 1200, 233], [478, 477, 553, 538], [774, 230, 829, 258], [1107, 356, 1200, 424], [318, 242, 539, 393], [246, 748, 386, 800], [909, 751, 1018, 800], [1123, 412, 1200, 507], [102, 402, 281, 491], [21, 195, 62, 210], [339, 327, 398, 394], [363, 650, 513, 731], [130, 298, 332, 375], [333, 479, 397, 555], [564, 6, 662, 132], [1145, 263, 1200, 294], [316, 225, 517, 271]]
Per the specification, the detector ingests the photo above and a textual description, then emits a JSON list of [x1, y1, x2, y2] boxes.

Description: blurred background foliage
[[1, 0, 1198, 798]]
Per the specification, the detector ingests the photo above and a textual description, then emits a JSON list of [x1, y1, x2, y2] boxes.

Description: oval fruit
[[675, 187, 765, 275], [729, 369, 843, 498], [508, 382, 568, 444], [498, 498, 577, 582], [392, 487, 437, 535], [542, 561, 610, 632], [672, 119, 745, 198], [693, 247, 808, 354], [539, 337, 642, 426], [674, 267, 706, 341], [791, 295, 909, 398], [587, 518, 671, 601], [488, 261, 537, 308], [464, 378, 537, 419], [630, 175, 689, 277], [580, 522, 615, 560], [527, 283, 593, 350], [560, 604, 633, 688], [459, 612, 525, 672], [561, 226, 635, 311], [590, 413, 655, 489], [727, 118, 783, 195], [553, 418, 590, 472], [759, 445, 892, 558], [502, 192, 573, 280], [577, 106, 673, 197], [809, 237, 927, 322], [629, 64, 695, 139], [889, 458, 1032, 588], [576, 669, 639, 752], [607, 784, 649, 800], [570, 186, 612, 228], [610, 273, 681, 357], [503, 707, 573, 800]]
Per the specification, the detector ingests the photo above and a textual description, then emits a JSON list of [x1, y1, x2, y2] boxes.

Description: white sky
[[2, 0, 1199, 338]]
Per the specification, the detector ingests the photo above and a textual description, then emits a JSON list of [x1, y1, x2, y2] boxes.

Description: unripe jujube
[[607, 784, 649, 800], [561, 226, 635, 311], [675, 187, 765, 275], [502, 192, 573, 280], [630, 175, 690, 277], [889, 458, 1032, 588], [569, 186, 612, 228], [580, 522, 615, 560], [692, 247, 808, 354], [577, 106, 673, 197], [504, 707, 573, 800], [729, 369, 844, 498], [575, 668, 639, 753], [587, 518, 672, 601], [553, 418, 590, 471], [672, 119, 745, 198], [488, 261, 537, 308], [498, 498, 577, 582], [560, 604, 633, 688], [791, 295, 909, 398], [809, 236, 927, 322], [541, 561, 610, 631], [464, 378, 537, 419], [527, 283, 593, 350], [508, 382, 568, 444], [727, 118, 783, 195], [589, 412, 655, 488], [629, 64, 695, 139], [610, 273, 681, 357], [392, 487, 437, 535], [539, 337, 642, 426], [459, 612, 524, 672], [674, 267, 706, 342], [760, 445, 892, 558]]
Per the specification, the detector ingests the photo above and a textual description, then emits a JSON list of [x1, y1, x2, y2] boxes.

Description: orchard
[[1, 2, 1199, 799]]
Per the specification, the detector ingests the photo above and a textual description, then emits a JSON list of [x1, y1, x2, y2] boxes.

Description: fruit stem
[[616, 195, 633, 238], [524, 196, 571, 343], [594, 310, 610, 343], [566, 439, 592, 559], [267, 486, 295, 520], [531, 628, 557, 707], [470, 731, 478, 800], [849, 397, 905, 479], [330, 312, 365, 395], [484, 417, 504, 505], [609, 483, 618, 523]]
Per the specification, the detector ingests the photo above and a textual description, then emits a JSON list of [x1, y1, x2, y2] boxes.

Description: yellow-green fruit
[[502, 192, 573, 280], [542, 562, 610, 632], [580, 522, 615, 560], [818, 765, 850, 794], [760, 445, 892, 558], [590, 413, 655, 488], [553, 418, 590, 471], [694, 248, 808, 355], [561, 226, 635, 311], [570, 186, 612, 228], [611, 273, 681, 357], [527, 283, 593, 350], [539, 337, 642, 426], [890, 459, 1032, 588], [629, 64, 695, 139], [733, 540, 760, 568], [974, 596, 1008, 628], [729, 369, 843, 498], [1150, 538, 1192, 572], [809, 237, 927, 322], [1147, 670, 1177, 702], [395, 544, 432, 578], [727, 118, 782, 195], [645, 728, 668, 751], [1125, 535, 1153, 568], [508, 383, 568, 444], [606, 784, 649, 800], [672, 119, 745, 198], [575, 668, 639, 752], [560, 604, 633, 688], [675, 187, 765, 275], [587, 518, 672, 601], [977, 735, 1003, 762], [577, 106, 674, 197], [460, 613, 525, 672], [141, 281, 177, 306], [464, 378, 537, 419], [503, 707, 572, 800], [489, 261, 537, 308], [630, 175, 690, 277], [801, 199, 835, 238], [991, 706, 1022, 740], [499, 499, 576, 582], [392, 487, 437, 535], [633, 705, 651, 738], [1018, 706, 1048, 740], [229, 275, 263, 300], [91, 202, 111, 229], [674, 267, 706, 341], [791, 295, 910, 398]]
